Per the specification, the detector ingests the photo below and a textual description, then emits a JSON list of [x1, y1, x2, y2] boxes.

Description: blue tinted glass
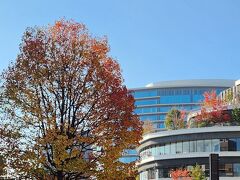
[[135, 99, 159, 106], [140, 115, 158, 121], [160, 115, 166, 120], [134, 90, 158, 98], [193, 95, 203, 103], [192, 105, 201, 110], [157, 122, 165, 129], [159, 106, 172, 112], [135, 107, 158, 114], [160, 95, 191, 104]]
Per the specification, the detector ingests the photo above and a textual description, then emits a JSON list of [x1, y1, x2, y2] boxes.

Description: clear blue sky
[[0, 0, 240, 88]]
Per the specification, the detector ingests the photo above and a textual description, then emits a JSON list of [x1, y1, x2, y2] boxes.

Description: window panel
[[212, 139, 220, 152], [170, 143, 176, 154], [234, 163, 240, 176], [160, 95, 191, 104], [135, 107, 158, 114], [176, 142, 183, 154], [165, 144, 170, 154], [183, 141, 190, 153], [190, 141, 196, 152], [140, 115, 158, 121], [205, 139, 212, 152], [135, 99, 159, 106], [197, 140, 204, 152], [133, 90, 157, 98]]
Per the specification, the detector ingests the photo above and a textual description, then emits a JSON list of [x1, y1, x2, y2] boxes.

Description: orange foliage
[[170, 169, 191, 180], [195, 90, 231, 125], [1, 19, 142, 179]]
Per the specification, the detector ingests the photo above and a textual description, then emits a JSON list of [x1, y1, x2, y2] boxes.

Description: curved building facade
[[121, 79, 235, 164], [131, 79, 235, 130], [137, 126, 240, 179]]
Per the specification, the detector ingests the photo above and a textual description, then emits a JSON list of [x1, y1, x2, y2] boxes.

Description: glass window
[[234, 163, 240, 176], [219, 164, 233, 177], [220, 139, 229, 151], [212, 139, 220, 152], [135, 107, 158, 114], [170, 143, 176, 154], [160, 114, 166, 120], [140, 115, 158, 121], [197, 140, 204, 152], [151, 146, 156, 156], [165, 144, 170, 154], [135, 99, 159, 106], [229, 139, 237, 151], [193, 95, 204, 103], [134, 90, 158, 98], [159, 106, 172, 112], [190, 141, 196, 152], [176, 142, 183, 154], [159, 146, 165, 155], [205, 139, 212, 152], [236, 138, 240, 151], [183, 141, 190, 153], [160, 95, 191, 104], [157, 122, 165, 129]]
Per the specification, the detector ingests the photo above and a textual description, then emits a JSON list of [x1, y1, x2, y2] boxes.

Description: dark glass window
[[219, 163, 233, 177], [229, 139, 237, 151], [234, 163, 240, 176]]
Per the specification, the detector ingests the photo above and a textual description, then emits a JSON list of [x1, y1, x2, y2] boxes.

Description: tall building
[[120, 80, 235, 164], [136, 79, 240, 179], [131, 79, 235, 130]]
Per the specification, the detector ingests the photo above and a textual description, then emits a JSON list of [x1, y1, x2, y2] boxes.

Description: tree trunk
[[57, 171, 64, 180]]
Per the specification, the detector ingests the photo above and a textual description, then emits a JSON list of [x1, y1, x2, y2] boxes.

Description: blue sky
[[0, 0, 240, 88]]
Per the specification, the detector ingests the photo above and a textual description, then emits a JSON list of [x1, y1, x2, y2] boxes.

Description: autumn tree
[[194, 90, 231, 127], [170, 168, 191, 180], [1, 19, 142, 179], [165, 108, 186, 130]]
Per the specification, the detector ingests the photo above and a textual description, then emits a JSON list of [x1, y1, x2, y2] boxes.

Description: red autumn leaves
[[195, 90, 231, 125]]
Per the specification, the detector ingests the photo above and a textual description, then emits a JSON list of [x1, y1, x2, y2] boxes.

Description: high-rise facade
[[120, 80, 235, 164], [131, 79, 235, 130]]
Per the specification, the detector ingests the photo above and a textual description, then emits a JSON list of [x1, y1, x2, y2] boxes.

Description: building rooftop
[[131, 79, 236, 90]]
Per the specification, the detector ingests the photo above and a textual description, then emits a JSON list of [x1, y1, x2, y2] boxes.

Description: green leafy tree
[[232, 108, 240, 125], [165, 108, 185, 130]]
